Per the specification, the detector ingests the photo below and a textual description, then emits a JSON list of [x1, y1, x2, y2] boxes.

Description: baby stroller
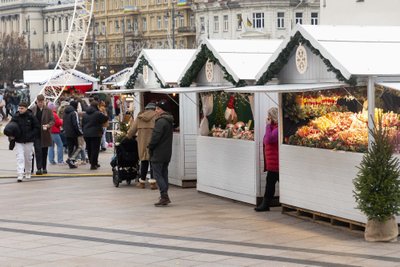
[[110, 137, 139, 187]]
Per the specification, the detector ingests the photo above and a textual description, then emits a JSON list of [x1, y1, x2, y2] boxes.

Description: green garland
[[125, 56, 170, 89], [257, 32, 357, 86], [179, 44, 247, 88]]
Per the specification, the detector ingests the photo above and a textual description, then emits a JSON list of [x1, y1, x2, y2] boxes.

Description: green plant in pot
[[353, 114, 400, 242]]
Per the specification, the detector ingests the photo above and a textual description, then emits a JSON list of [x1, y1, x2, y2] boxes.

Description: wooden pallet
[[282, 204, 366, 233]]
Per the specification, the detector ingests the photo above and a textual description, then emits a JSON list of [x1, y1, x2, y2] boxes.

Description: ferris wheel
[[30, 0, 94, 106]]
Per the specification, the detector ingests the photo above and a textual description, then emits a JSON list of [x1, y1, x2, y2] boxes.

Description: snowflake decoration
[[296, 44, 308, 74]]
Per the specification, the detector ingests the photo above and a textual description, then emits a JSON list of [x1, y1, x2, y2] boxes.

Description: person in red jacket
[[48, 102, 64, 165], [255, 107, 279, 212]]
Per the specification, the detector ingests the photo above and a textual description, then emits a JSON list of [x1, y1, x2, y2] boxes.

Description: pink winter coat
[[263, 123, 279, 172]]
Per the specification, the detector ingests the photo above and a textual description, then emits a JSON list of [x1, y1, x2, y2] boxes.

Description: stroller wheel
[[112, 170, 120, 187], [126, 179, 132, 185]]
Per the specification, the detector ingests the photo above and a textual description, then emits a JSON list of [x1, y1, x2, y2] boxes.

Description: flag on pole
[[246, 18, 252, 27]]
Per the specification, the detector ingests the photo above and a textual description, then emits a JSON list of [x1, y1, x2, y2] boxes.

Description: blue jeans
[[49, 133, 64, 164], [151, 162, 169, 196]]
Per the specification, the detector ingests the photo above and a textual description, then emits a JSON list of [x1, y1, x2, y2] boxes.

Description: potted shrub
[[353, 115, 400, 242]]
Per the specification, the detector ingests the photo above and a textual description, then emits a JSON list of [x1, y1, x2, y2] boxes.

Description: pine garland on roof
[[125, 56, 170, 89], [179, 44, 247, 88], [256, 32, 357, 86]]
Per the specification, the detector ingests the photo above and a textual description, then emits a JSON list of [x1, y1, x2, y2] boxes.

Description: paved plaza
[[0, 135, 400, 266]]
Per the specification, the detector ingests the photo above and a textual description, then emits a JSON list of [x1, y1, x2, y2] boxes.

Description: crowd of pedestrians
[[3, 92, 112, 182], [3, 92, 177, 208]]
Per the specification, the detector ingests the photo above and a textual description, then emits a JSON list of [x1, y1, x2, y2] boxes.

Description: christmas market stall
[[253, 24, 400, 224], [24, 69, 99, 101], [102, 67, 134, 89], [178, 39, 282, 204], [125, 49, 197, 187]]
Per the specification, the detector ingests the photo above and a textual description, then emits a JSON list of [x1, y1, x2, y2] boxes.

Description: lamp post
[[92, 17, 97, 77], [122, 18, 126, 68], [23, 16, 36, 68]]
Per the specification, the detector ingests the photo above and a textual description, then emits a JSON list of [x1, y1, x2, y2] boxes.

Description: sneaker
[[25, 173, 31, 179], [90, 165, 98, 170], [17, 174, 23, 182], [66, 159, 78, 169], [43, 170, 48, 174], [100, 147, 106, 152], [36, 169, 43, 175], [50, 161, 56, 165], [57, 162, 67, 166]]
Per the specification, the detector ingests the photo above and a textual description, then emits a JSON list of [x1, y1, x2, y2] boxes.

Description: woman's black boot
[[254, 199, 270, 212]]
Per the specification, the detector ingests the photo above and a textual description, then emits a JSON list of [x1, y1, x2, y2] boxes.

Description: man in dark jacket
[[31, 94, 55, 175], [63, 101, 83, 168], [148, 100, 174, 206], [10, 102, 40, 182], [82, 101, 108, 170]]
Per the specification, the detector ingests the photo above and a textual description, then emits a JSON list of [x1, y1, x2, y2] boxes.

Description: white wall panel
[[197, 136, 257, 204]]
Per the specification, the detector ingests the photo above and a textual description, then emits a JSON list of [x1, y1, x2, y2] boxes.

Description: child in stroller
[[110, 136, 139, 187]]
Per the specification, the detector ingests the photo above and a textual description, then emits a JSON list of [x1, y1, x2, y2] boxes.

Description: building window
[[95, 22, 99, 35], [277, 12, 284, 28], [200, 17, 205, 33], [179, 39, 184, 48], [189, 14, 194, 28], [127, 19, 132, 31], [58, 17, 62, 31], [164, 17, 168, 29], [115, 20, 119, 32], [142, 17, 147, 31], [213, 16, 219, 32], [101, 21, 106, 34], [252, 12, 264, 29], [134, 18, 138, 31], [179, 16, 184, 28], [45, 19, 49, 33], [157, 16, 161, 30], [236, 14, 242, 30], [295, 12, 303, 24], [223, 15, 228, 32], [65, 16, 69, 31], [311, 12, 318, 25], [52, 18, 55, 32]]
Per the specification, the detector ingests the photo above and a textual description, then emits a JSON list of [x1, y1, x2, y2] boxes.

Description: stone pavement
[[0, 138, 400, 266], [0, 134, 113, 178]]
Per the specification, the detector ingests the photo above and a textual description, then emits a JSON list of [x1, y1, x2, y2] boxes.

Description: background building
[[320, 0, 400, 25], [193, 0, 320, 44], [85, 0, 196, 78]]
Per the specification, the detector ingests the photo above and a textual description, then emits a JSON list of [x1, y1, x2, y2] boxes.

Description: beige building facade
[[86, 0, 196, 77]]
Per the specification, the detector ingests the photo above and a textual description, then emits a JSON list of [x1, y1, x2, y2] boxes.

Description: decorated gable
[[196, 61, 234, 86], [278, 44, 337, 84]]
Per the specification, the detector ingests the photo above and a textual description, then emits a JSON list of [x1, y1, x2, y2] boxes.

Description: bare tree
[[0, 33, 45, 85]]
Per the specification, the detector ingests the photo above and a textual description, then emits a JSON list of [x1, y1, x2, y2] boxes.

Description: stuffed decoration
[[225, 95, 238, 124]]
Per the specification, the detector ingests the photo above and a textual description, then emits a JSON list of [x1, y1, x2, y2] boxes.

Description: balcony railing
[[177, 26, 196, 33]]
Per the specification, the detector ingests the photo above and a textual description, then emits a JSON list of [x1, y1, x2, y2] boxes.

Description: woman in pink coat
[[255, 107, 279, 212]]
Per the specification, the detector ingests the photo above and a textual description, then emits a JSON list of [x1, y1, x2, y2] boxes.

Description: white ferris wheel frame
[[31, 0, 94, 107]]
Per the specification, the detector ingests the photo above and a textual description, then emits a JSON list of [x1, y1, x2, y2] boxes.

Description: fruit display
[[288, 110, 400, 153], [210, 121, 254, 141]]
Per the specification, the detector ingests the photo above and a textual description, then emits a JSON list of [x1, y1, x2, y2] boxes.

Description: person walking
[[47, 102, 64, 165], [31, 94, 54, 175], [255, 107, 279, 212], [63, 101, 83, 168], [127, 102, 158, 189], [9, 102, 40, 182], [0, 93, 7, 121], [82, 101, 108, 170], [148, 100, 174, 206]]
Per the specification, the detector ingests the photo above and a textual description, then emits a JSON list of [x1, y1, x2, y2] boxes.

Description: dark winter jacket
[[82, 106, 109, 137], [148, 112, 174, 163], [10, 110, 40, 143], [63, 105, 83, 138]]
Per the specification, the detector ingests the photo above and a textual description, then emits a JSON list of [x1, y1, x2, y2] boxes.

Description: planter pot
[[365, 216, 399, 242]]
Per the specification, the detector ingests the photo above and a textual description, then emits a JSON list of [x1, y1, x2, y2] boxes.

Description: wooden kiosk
[[178, 39, 282, 204], [126, 49, 197, 187], [249, 25, 400, 224]]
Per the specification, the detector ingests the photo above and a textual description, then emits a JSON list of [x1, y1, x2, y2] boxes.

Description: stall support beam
[[367, 76, 376, 149]]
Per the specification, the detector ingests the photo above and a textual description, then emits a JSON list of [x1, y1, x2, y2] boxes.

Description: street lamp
[[165, 3, 183, 49], [23, 16, 37, 66]]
